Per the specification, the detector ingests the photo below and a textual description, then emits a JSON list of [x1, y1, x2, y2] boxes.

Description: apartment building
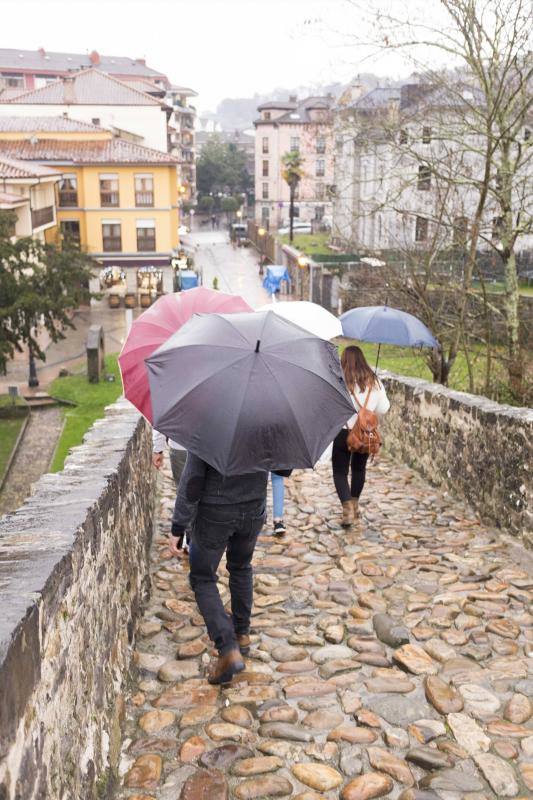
[[0, 47, 169, 94], [0, 117, 179, 271], [331, 82, 533, 255], [254, 95, 335, 230], [167, 85, 198, 203]]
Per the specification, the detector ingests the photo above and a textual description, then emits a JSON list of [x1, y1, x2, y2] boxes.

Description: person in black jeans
[[171, 452, 291, 684]]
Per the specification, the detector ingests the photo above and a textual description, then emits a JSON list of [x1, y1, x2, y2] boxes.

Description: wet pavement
[[115, 457, 533, 800]]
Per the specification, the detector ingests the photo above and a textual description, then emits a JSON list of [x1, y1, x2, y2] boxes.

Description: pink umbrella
[[119, 287, 253, 421]]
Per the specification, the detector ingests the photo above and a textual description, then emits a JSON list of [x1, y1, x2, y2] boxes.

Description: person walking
[[271, 472, 286, 536], [332, 345, 390, 527], [153, 430, 189, 553], [171, 452, 291, 684]]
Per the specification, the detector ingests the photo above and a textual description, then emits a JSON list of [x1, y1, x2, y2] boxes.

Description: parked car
[[229, 223, 250, 246], [277, 222, 313, 236]]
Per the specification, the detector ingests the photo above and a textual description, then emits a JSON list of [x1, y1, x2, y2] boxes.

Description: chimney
[[136, 58, 146, 65], [38, 47, 45, 58], [289, 94, 297, 103], [89, 50, 100, 66], [63, 76, 76, 104]]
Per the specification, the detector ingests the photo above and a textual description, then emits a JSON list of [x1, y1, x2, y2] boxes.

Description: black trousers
[[332, 429, 369, 503], [189, 499, 266, 655]]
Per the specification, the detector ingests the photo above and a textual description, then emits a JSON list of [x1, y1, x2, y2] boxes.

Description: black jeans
[[332, 429, 369, 503], [189, 499, 266, 655]]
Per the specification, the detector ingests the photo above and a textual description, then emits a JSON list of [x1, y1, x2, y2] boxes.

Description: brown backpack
[[346, 386, 382, 456]]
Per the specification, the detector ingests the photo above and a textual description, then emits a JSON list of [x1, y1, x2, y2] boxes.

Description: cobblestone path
[[117, 456, 533, 800]]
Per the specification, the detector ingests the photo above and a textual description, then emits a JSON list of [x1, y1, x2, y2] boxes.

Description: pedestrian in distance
[[171, 452, 291, 684], [332, 345, 390, 527], [271, 472, 286, 536], [211, 214, 216, 230]]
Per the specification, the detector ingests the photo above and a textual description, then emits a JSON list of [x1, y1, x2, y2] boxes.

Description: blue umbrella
[[340, 305, 438, 368]]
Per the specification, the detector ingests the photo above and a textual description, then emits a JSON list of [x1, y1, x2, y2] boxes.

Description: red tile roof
[[5, 69, 168, 107], [0, 138, 179, 166], [0, 154, 61, 179], [0, 47, 167, 80], [0, 115, 106, 133]]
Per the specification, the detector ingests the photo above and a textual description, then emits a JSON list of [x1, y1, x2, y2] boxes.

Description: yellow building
[[0, 116, 179, 273]]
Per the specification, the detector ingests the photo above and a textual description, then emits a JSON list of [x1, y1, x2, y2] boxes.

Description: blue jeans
[[271, 472, 285, 519], [189, 500, 266, 655]]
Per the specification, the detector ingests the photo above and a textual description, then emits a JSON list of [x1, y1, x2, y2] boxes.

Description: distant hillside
[[202, 75, 397, 131]]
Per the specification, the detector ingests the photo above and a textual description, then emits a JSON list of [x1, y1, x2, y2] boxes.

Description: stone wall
[[380, 372, 533, 543], [0, 399, 155, 800]]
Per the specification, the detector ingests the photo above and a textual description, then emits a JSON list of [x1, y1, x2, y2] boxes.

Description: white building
[[0, 69, 171, 152], [253, 95, 335, 230], [332, 82, 533, 256], [0, 154, 60, 240]]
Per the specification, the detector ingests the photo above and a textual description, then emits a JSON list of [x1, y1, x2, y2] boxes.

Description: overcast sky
[[5, 0, 451, 111]]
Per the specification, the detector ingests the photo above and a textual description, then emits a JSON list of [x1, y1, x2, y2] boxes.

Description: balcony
[[58, 191, 78, 207], [135, 191, 154, 207], [100, 191, 119, 207], [31, 205, 54, 229], [102, 236, 122, 252]]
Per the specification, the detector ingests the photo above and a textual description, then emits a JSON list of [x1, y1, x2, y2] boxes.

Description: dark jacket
[[171, 452, 290, 536]]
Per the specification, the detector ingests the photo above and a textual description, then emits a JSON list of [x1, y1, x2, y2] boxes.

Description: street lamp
[[297, 255, 309, 301]]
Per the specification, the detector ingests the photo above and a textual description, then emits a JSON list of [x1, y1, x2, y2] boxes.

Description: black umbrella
[[145, 310, 354, 475]]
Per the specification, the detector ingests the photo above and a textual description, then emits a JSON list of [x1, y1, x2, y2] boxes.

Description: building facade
[[253, 96, 335, 230], [167, 85, 198, 203], [0, 118, 179, 270]]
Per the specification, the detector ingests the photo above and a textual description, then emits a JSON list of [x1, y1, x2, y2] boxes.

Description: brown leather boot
[[207, 648, 245, 685], [237, 634, 251, 655], [341, 501, 353, 527]]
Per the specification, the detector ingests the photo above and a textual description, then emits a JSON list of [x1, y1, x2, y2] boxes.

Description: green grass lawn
[[471, 280, 533, 297], [0, 416, 26, 481], [278, 232, 332, 256], [344, 341, 510, 398], [49, 354, 122, 472]]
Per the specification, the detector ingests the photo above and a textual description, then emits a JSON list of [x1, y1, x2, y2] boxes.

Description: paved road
[[190, 231, 270, 308]]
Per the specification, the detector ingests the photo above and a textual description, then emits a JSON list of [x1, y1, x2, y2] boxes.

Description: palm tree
[[281, 150, 304, 243]]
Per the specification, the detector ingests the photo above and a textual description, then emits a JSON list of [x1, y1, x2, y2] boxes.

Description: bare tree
[[336, 0, 532, 398]]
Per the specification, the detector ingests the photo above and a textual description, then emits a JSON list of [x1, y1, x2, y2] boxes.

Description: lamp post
[[258, 226, 266, 276], [297, 255, 309, 301]]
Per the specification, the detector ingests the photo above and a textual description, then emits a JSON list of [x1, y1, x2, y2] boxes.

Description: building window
[[399, 129, 408, 144], [315, 182, 325, 200], [99, 173, 119, 207], [415, 216, 428, 242], [136, 219, 156, 251], [525, 128, 531, 141], [262, 137, 269, 154], [102, 221, 122, 251], [316, 136, 326, 154], [261, 206, 270, 224], [315, 205, 325, 221], [264, 111, 271, 120], [135, 173, 154, 206], [453, 216, 469, 247], [422, 126, 432, 144], [290, 137, 300, 152], [292, 205, 300, 218], [492, 216, 504, 241], [316, 159, 325, 177], [92, 117, 101, 126], [3, 73, 24, 87], [58, 174, 78, 206], [417, 165, 431, 190], [60, 220, 81, 247], [262, 160, 269, 177], [262, 182, 269, 199]]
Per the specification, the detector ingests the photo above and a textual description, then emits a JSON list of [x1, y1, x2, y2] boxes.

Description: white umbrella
[[257, 300, 342, 340]]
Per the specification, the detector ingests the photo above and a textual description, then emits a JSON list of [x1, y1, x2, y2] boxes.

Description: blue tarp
[[179, 270, 199, 290], [262, 265, 291, 295]]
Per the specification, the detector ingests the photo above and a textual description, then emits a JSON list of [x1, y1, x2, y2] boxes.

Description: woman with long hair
[[333, 345, 390, 526]]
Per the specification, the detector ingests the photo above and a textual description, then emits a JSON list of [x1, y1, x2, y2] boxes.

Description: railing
[[135, 191, 154, 207], [100, 191, 119, 207], [58, 191, 78, 207], [31, 206, 54, 229], [102, 236, 122, 252]]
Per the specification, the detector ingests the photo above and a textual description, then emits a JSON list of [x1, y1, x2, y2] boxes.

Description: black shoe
[[273, 520, 286, 536]]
